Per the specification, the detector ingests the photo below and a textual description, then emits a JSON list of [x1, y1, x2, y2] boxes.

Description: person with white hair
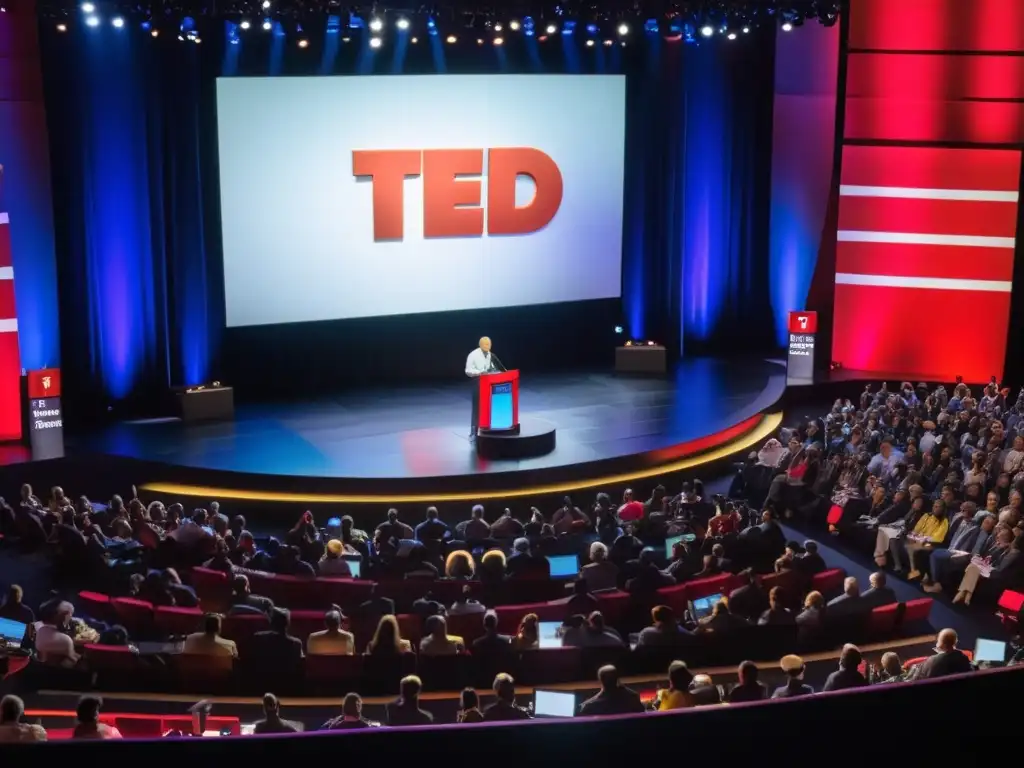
[[580, 540, 618, 592], [825, 576, 864, 618], [35, 600, 79, 665]]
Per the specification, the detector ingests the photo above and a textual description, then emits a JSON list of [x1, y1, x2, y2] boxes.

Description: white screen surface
[[534, 690, 576, 717], [217, 75, 626, 327]]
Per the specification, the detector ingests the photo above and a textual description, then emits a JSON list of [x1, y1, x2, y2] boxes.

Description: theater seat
[[655, 583, 690, 617], [444, 611, 487, 644], [759, 569, 800, 595], [221, 612, 271, 642], [519, 647, 583, 685], [810, 568, 846, 597], [111, 716, 164, 738], [867, 603, 901, 637], [190, 567, 231, 607], [77, 591, 113, 622], [416, 652, 472, 691], [396, 613, 424, 645], [901, 598, 933, 624], [305, 653, 364, 689], [111, 597, 155, 636], [172, 652, 235, 692], [997, 589, 1023, 629], [154, 606, 205, 637], [318, 578, 375, 610], [289, 609, 327, 641], [595, 591, 630, 627], [83, 644, 146, 673], [162, 715, 241, 736], [682, 574, 739, 601], [494, 601, 567, 635]]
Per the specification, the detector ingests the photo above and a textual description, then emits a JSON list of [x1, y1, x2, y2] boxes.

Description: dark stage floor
[[67, 358, 785, 482]]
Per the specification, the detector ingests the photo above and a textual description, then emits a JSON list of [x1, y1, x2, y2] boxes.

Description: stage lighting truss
[[40, 2, 845, 43]]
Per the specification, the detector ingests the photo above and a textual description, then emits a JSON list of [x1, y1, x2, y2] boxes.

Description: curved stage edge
[[139, 411, 783, 505]]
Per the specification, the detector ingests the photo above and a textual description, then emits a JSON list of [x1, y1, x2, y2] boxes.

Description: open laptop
[[0, 617, 27, 649], [689, 593, 724, 621], [538, 621, 563, 649], [546, 554, 579, 579], [974, 637, 1007, 664], [344, 558, 362, 579], [533, 689, 576, 718]]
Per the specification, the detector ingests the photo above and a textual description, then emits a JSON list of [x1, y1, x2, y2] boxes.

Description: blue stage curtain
[[40, 30, 222, 418], [622, 31, 777, 356]]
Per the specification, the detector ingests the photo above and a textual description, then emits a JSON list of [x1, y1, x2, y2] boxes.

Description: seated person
[[318, 539, 353, 577], [580, 541, 619, 592], [578, 665, 645, 716], [228, 574, 274, 615], [636, 605, 694, 648], [728, 660, 768, 703], [860, 571, 897, 608], [482, 673, 532, 722], [826, 577, 866, 618], [418, 615, 464, 656], [727, 569, 768, 621], [772, 654, 814, 698], [698, 599, 751, 634], [250, 608, 304, 665], [653, 660, 697, 710], [306, 609, 354, 656], [386, 675, 434, 726], [182, 613, 238, 657], [910, 628, 974, 679], [366, 615, 413, 655], [823, 644, 867, 691], [689, 674, 722, 705], [758, 586, 795, 626]]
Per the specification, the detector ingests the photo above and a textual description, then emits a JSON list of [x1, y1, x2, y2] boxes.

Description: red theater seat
[[810, 568, 846, 597], [111, 597, 155, 635], [595, 590, 630, 626], [305, 653, 364, 687], [221, 612, 271, 642], [997, 590, 1023, 627], [155, 606, 204, 637], [901, 598, 933, 624], [161, 715, 241, 736], [271, 575, 322, 609], [759, 569, 800, 595], [428, 580, 481, 605], [190, 567, 231, 606], [655, 583, 690, 617], [318, 578, 375, 609], [519, 647, 583, 685], [444, 611, 487, 645], [172, 652, 235, 691], [111, 716, 164, 738], [83, 643, 147, 673], [867, 603, 901, 637], [416, 652, 473, 690], [77, 591, 113, 621], [288, 609, 327, 641], [683, 574, 739, 601], [494, 602, 565, 634], [396, 613, 423, 645]]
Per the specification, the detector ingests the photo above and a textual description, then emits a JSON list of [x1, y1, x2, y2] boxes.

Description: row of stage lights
[[64, 1, 810, 46]]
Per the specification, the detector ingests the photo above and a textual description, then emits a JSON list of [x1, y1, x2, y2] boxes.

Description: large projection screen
[[217, 75, 627, 328]]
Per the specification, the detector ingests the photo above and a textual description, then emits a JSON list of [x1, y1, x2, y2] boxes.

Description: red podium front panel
[[477, 370, 519, 431]]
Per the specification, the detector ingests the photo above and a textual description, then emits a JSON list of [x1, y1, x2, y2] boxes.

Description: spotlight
[[644, 19, 658, 34], [369, 17, 383, 32], [298, 38, 308, 48], [262, 0, 271, 8], [262, 19, 272, 31], [446, 34, 457, 43], [494, 23, 503, 32], [700, 24, 714, 37], [112, 16, 124, 28], [477, 38, 483, 45], [80, 2, 95, 12], [781, 21, 793, 31], [411, 36, 418, 43], [427, 17, 437, 35], [151, 29, 159, 37], [494, 36, 503, 45], [617, 23, 629, 35], [56, 23, 67, 32], [586, 23, 598, 34], [727, 32, 737, 40], [545, 23, 556, 34], [742, 26, 750, 33], [509, 20, 520, 31], [369, 36, 382, 48], [240, 20, 251, 30], [586, 39, 594, 47], [603, 38, 613, 46], [194, 37, 201, 44], [141, 20, 151, 30], [396, 17, 409, 31], [85, 15, 99, 27]]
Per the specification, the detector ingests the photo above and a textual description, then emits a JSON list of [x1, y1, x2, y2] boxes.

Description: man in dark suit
[[472, 611, 512, 655], [249, 608, 304, 666], [727, 570, 768, 621], [577, 665, 645, 716], [482, 673, 532, 721], [414, 507, 450, 544], [386, 675, 434, 726], [793, 540, 827, 576], [826, 576, 867, 618], [356, 584, 395, 621], [823, 644, 868, 691], [772, 654, 814, 698], [506, 538, 550, 579], [861, 571, 898, 609], [912, 629, 974, 680]]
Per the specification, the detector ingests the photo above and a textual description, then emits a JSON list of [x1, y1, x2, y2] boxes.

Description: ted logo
[[353, 148, 563, 240], [787, 311, 818, 334]]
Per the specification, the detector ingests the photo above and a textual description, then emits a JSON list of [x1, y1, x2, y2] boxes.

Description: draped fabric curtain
[[40, 30, 222, 421], [39, 24, 776, 421]]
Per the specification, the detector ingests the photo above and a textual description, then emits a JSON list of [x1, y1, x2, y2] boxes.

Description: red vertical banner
[[0, 166, 23, 440]]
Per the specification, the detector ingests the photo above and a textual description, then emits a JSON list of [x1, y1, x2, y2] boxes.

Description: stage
[[44, 357, 786, 504]]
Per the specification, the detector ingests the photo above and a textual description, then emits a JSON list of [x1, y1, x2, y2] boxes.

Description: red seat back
[[655, 583, 689, 617], [112, 716, 164, 738], [810, 568, 846, 597], [83, 644, 143, 672], [77, 591, 113, 622], [154, 606, 205, 637], [304, 653, 364, 683], [318, 578, 375, 609], [221, 612, 270, 641], [190, 567, 231, 605], [111, 597, 155, 635], [519, 647, 583, 685], [396, 613, 423, 645], [683, 574, 739, 601], [998, 589, 1024, 614], [444, 611, 487, 644], [867, 603, 900, 637], [288, 609, 327, 641], [493, 602, 565, 634], [595, 591, 630, 626], [902, 598, 933, 623]]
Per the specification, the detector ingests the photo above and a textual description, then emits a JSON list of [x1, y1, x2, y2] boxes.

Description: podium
[[477, 369, 519, 434]]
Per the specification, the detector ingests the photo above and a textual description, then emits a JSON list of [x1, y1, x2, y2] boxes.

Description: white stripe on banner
[[0, 212, 8, 225], [0, 318, 18, 333], [837, 230, 1016, 249], [836, 273, 1013, 293], [840, 185, 1020, 202], [0, 266, 13, 281]]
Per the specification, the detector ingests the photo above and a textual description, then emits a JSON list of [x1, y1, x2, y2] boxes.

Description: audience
[[387, 675, 434, 726], [306, 609, 354, 656], [772, 654, 814, 699], [728, 661, 768, 703], [183, 614, 238, 658], [253, 693, 301, 734], [72, 696, 122, 739], [653, 660, 696, 710], [0, 695, 47, 743], [482, 673, 532, 721], [822, 644, 867, 691], [578, 664, 645, 716]]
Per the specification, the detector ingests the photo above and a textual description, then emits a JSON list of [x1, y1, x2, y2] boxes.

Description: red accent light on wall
[[0, 185, 22, 441]]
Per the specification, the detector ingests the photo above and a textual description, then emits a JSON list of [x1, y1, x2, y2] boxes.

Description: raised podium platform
[[477, 417, 557, 460]]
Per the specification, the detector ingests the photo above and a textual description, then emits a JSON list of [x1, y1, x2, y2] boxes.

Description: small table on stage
[[475, 370, 557, 459]]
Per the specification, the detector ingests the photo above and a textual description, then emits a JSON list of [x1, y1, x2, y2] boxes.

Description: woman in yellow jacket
[[905, 499, 950, 580]]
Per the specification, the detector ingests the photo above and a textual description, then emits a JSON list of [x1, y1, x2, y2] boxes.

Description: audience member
[[183, 614, 238, 658], [456, 688, 484, 723], [253, 693, 301, 734], [387, 675, 434, 726], [0, 695, 47, 743], [578, 665, 645, 716], [728, 661, 768, 703], [823, 644, 867, 691], [72, 695, 122, 739], [482, 673, 532, 722], [772, 655, 814, 699], [911, 629, 974, 679], [306, 609, 354, 656], [637, 605, 693, 648]]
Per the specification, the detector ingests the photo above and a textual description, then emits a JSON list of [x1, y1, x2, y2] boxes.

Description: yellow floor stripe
[[139, 411, 783, 504]]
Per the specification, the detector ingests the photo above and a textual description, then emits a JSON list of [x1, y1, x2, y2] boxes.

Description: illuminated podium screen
[[478, 370, 520, 432]]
